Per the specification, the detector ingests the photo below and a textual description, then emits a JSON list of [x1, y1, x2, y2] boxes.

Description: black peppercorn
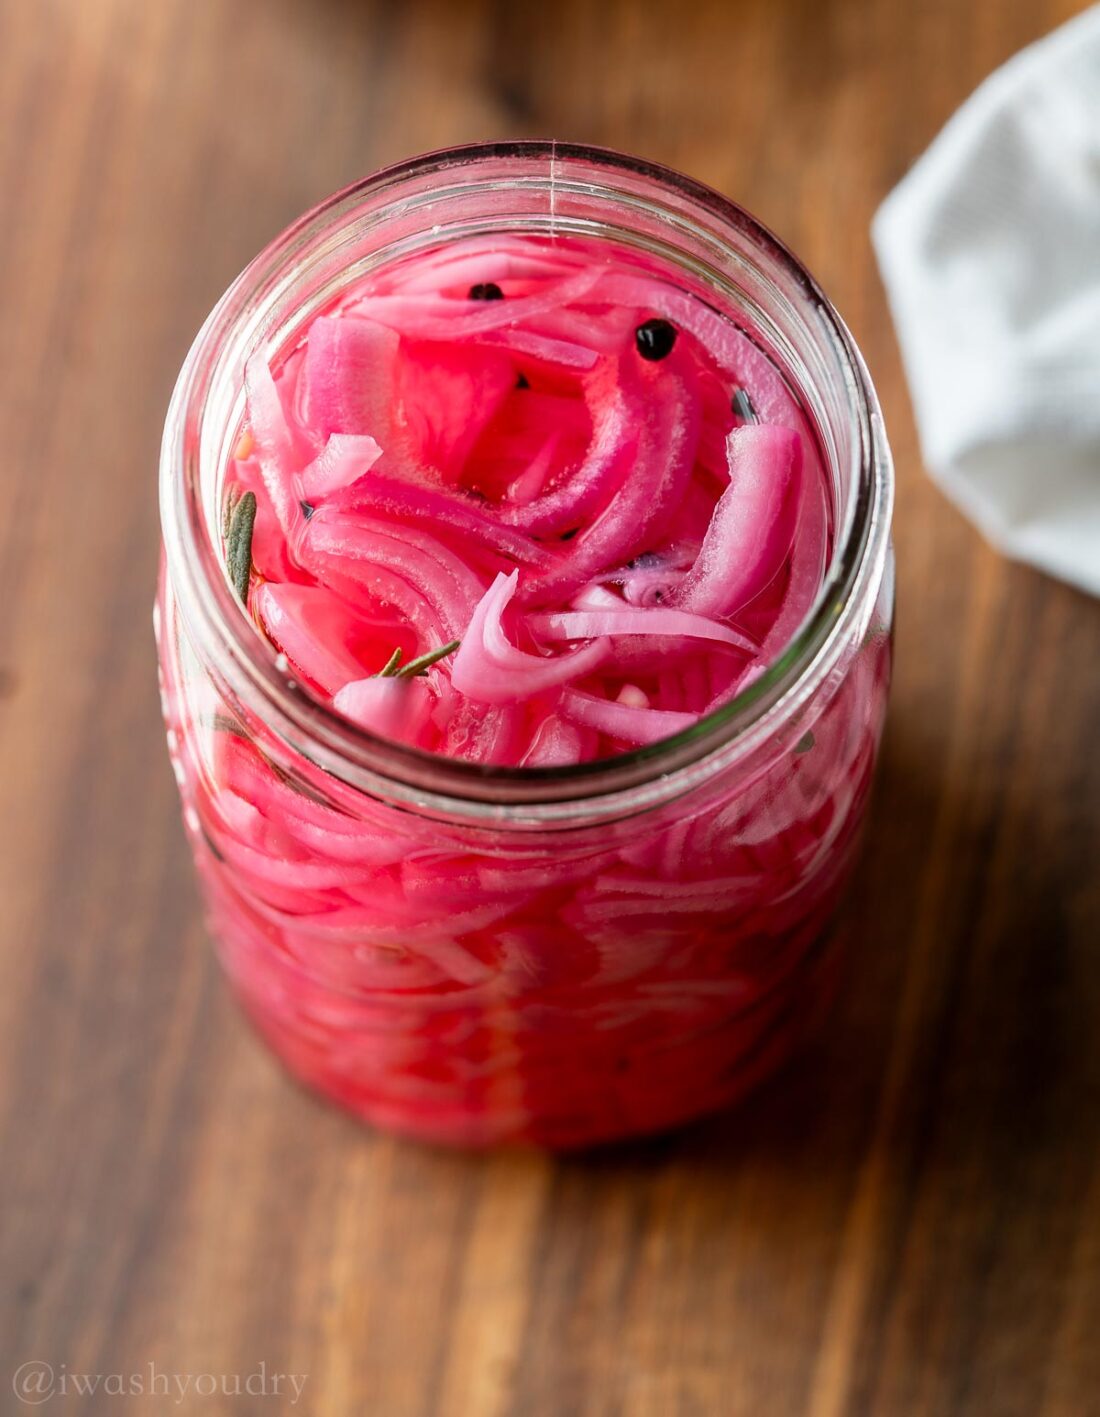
[[469, 282, 504, 301], [635, 318, 677, 361]]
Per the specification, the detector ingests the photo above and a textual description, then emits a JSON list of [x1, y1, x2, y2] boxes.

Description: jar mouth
[[160, 140, 892, 819]]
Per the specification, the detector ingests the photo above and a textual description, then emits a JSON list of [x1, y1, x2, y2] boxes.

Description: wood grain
[[1, 1, 1098, 1413]]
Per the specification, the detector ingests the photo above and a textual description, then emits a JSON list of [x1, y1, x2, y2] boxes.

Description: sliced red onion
[[520, 714, 587, 767], [244, 355, 313, 535], [303, 316, 399, 440], [329, 471, 551, 568], [756, 468, 830, 661], [571, 584, 623, 611], [479, 326, 600, 370], [523, 348, 702, 603], [395, 340, 516, 475], [345, 268, 601, 339], [302, 513, 483, 641], [299, 434, 383, 500], [675, 425, 802, 618], [450, 571, 610, 705], [506, 433, 561, 505], [387, 242, 589, 295], [334, 676, 434, 743], [530, 607, 756, 653], [254, 582, 369, 694], [497, 356, 642, 534], [226, 237, 831, 768], [560, 690, 699, 745]]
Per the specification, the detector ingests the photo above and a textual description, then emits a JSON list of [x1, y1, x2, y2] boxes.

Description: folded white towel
[[872, 5, 1100, 596]]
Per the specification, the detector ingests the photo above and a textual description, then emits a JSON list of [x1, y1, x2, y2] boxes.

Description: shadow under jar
[[156, 143, 894, 1148]]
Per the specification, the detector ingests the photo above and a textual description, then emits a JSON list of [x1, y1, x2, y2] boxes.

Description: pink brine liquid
[[158, 232, 891, 1146]]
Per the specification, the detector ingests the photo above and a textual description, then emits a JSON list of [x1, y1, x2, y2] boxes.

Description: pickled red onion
[[561, 690, 699, 745], [530, 607, 756, 653], [676, 425, 802, 618], [333, 676, 433, 742], [450, 571, 610, 705], [225, 234, 832, 764]]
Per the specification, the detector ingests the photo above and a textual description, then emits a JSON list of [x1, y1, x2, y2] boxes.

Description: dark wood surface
[[2, 1, 1098, 1413]]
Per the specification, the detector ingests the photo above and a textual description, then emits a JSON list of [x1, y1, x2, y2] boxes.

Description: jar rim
[[160, 140, 892, 821]]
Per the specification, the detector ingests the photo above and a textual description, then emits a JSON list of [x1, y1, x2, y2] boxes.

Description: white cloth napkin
[[872, 5, 1100, 596]]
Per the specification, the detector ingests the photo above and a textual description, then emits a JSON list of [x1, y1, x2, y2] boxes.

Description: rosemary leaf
[[376, 648, 403, 677], [394, 640, 460, 678], [732, 387, 757, 423], [222, 485, 241, 540], [226, 490, 258, 603], [211, 711, 251, 742]]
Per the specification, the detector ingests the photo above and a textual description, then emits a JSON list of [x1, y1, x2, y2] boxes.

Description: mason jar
[[156, 142, 894, 1148]]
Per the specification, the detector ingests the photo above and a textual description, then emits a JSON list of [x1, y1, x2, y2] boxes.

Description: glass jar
[[157, 142, 894, 1148]]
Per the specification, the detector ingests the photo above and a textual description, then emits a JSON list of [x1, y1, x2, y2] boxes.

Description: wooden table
[[2, 1, 1098, 1412]]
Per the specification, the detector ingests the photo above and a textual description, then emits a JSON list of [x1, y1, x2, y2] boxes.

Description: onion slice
[[524, 348, 702, 603], [450, 571, 610, 705], [560, 690, 699, 745], [345, 268, 601, 340], [299, 434, 383, 500], [675, 425, 801, 618], [334, 676, 434, 743], [254, 583, 368, 694], [303, 316, 399, 441], [244, 355, 312, 535], [497, 358, 641, 534], [530, 607, 756, 654]]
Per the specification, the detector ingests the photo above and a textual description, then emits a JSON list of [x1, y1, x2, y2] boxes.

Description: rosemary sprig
[[375, 648, 404, 677], [397, 640, 461, 677], [374, 640, 461, 679], [222, 485, 241, 539], [225, 490, 258, 603], [732, 387, 757, 423], [212, 711, 251, 741]]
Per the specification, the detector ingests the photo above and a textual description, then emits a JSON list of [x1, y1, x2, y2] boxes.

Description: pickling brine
[[157, 145, 893, 1147]]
